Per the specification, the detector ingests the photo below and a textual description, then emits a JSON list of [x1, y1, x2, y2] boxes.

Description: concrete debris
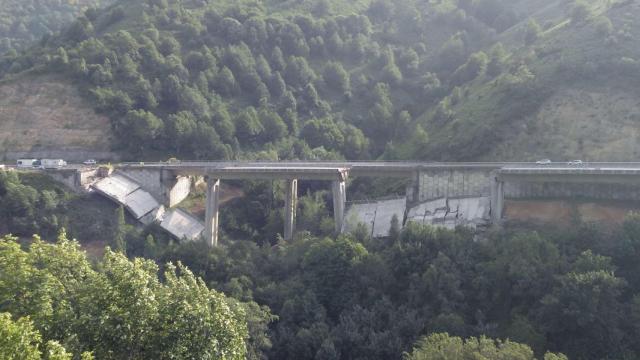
[[160, 209, 204, 241], [125, 189, 160, 219], [343, 198, 406, 237], [140, 205, 165, 226], [92, 173, 140, 203], [407, 196, 490, 229], [91, 173, 203, 242]]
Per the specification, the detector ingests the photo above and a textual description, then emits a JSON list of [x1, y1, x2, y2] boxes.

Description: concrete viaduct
[[112, 161, 640, 247]]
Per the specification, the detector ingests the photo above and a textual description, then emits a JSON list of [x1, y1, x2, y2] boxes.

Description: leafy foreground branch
[[404, 333, 566, 360], [0, 232, 247, 359]]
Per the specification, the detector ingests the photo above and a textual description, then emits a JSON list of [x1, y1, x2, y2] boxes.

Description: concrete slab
[[371, 198, 406, 238], [140, 205, 165, 226], [125, 189, 160, 219], [450, 197, 490, 222], [407, 196, 490, 229], [344, 202, 377, 234], [407, 197, 447, 225], [343, 198, 406, 237], [160, 208, 204, 241], [92, 174, 140, 203]]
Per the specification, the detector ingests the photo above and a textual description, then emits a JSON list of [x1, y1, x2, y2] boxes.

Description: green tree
[[524, 18, 541, 45], [437, 34, 466, 72], [301, 117, 344, 151], [451, 51, 488, 86], [236, 107, 264, 144], [302, 236, 368, 312], [538, 251, 626, 359], [285, 56, 315, 87], [166, 111, 197, 154], [404, 333, 567, 360], [215, 67, 238, 96], [258, 107, 287, 143], [0, 234, 248, 359], [112, 206, 126, 253], [323, 62, 350, 92], [0, 312, 43, 359]]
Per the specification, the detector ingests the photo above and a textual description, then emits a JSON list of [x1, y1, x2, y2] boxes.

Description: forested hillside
[[0, 0, 115, 55], [2, 0, 639, 162], [5, 0, 640, 358], [1, 0, 602, 162]]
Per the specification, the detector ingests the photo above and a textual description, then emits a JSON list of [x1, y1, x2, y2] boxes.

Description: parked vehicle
[[567, 160, 583, 166], [536, 159, 552, 165], [16, 159, 38, 168], [40, 159, 67, 169], [83, 159, 97, 165]]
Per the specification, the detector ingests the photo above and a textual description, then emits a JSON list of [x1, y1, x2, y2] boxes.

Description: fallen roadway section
[[91, 171, 203, 241]]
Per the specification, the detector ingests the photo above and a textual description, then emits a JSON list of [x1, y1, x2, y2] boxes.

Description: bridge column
[[332, 180, 346, 233], [284, 179, 298, 241], [491, 175, 504, 222], [204, 177, 221, 247]]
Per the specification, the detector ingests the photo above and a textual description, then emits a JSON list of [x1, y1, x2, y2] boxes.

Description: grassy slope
[[424, 0, 640, 161]]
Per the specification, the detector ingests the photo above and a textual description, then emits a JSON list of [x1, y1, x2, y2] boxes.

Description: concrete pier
[[490, 176, 504, 222], [204, 177, 220, 247], [332, 180, 346, 233], [284, 179, 298, 241]]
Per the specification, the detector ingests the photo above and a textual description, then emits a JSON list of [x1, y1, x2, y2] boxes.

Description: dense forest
[[3, 0, 640, 358], [0, 0, 115, 55], [5, 172, 640, 359], [5, 0, 635, 162]]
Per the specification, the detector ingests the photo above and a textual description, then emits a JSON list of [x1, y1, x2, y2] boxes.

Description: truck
[[40, 159, 67, 169], [16, 159, 38, 168]]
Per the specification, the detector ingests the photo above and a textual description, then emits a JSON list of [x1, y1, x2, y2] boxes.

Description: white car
[[536, 159, 552, 165], [567, 160, 583, 166], [83, 159, 97, 165]]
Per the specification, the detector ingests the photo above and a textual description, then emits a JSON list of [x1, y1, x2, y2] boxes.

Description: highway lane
[[7, 161, 640, 173]]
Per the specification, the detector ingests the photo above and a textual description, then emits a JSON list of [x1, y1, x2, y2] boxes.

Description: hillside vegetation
[[0, 0, 114, 55], [2, 1, 639, 162], [422, 0, 640, 161], [0, 0, 592, 162]]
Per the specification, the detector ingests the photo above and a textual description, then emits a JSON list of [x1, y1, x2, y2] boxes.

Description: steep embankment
[[425, 0, 640, 161], [488, 87, 640, 161], [0, 75, 118, 161]]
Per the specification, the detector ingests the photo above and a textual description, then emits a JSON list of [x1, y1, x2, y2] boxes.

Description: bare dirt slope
[[486, 87, 640, 161], [0, 75, 118, 161]]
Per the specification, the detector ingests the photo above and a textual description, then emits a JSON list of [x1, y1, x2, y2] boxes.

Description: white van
[[16, 159, 38, 168], [41, 159, 67, 169]]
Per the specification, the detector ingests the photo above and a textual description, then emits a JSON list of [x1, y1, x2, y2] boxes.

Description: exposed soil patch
[[0, 75, 117, 161], [505, 199, 640, 226]]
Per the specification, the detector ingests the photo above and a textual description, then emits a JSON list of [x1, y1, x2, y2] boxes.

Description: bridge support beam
[[491, 176, 504, 223], [332, 180, 346, 233], [204, 177, 220, 247], [284, 179, 298, 241]]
